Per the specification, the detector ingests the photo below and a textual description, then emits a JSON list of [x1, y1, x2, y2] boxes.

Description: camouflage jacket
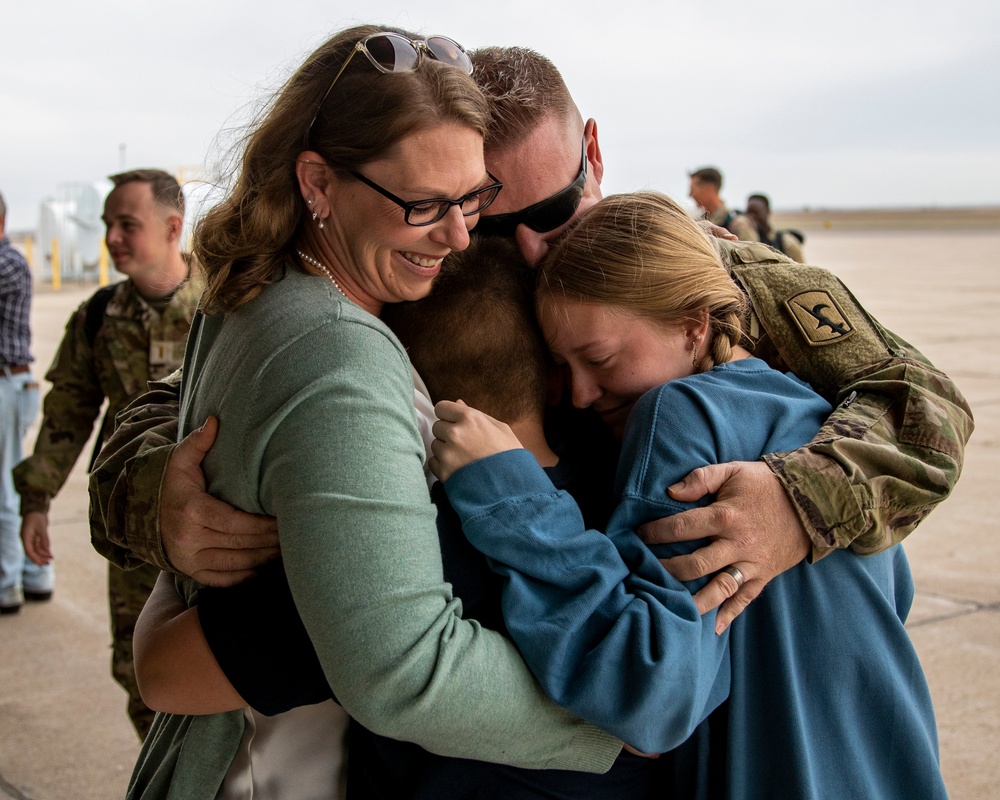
[[719, 240, 972, 559], [88, 243, 973, 571], [14, 272, 202, 516]]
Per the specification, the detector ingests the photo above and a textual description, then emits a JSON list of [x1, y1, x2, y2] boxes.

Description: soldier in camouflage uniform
[[746, 193, 806, 263], [15, 169, 201, 740], [88, 47, 972, 682], [689, 166, 761, 243]]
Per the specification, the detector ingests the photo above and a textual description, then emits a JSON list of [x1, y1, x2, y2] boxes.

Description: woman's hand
[[430, 400, 524, 483]]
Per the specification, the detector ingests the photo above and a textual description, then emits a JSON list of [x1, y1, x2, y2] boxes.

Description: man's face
[[746, 197, 768, 228], [102, 182, 178, 279], [481, 116, 603, 267], [688, 177, 713, 211]]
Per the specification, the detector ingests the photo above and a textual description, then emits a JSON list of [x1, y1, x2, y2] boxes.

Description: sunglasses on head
[[474, 135, 588, 238], [307, 32, 473, 139]]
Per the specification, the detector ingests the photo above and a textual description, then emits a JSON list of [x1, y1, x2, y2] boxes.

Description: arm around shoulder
[[729, 255, 973, 557]]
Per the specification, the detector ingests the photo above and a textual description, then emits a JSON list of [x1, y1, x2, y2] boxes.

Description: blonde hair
[[538, 191, 748, 372], [197, 24, 489, 314]]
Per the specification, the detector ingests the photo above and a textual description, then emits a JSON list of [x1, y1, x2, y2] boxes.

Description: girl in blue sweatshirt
[[431, 191, 947, 799]]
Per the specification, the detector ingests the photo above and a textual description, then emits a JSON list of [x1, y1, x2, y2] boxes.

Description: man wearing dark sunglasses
[[464, 46, 972, 632]]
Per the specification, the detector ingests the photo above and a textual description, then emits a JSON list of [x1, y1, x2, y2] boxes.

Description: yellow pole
[[99, 240, 109, 286], [51, 239, 61, 290], [24, 237, 34, 270]]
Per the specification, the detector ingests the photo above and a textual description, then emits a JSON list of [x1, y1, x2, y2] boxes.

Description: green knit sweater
[[127, 266, 621, 800]]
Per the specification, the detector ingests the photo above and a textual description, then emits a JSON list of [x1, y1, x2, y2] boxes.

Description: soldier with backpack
[[13, 168, 201, 739], [747, 193, 806, 263]]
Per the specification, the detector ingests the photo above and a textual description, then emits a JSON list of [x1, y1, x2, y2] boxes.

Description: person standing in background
[[0, 190, 46, 615], [13, 169, 202, 739], [689, 166, 760, 242], [746, 193, 805, 262]]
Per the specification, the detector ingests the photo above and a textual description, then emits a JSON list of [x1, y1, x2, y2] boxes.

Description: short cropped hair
[[109, 169, 185, 216], [747, 193, 771, 211], [470, 46, 578, 151], [689, 167, 723, 190], [383, 237, 548, 424]]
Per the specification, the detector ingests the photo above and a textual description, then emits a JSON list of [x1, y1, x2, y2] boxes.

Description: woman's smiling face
[[318, 122, 492, 315]]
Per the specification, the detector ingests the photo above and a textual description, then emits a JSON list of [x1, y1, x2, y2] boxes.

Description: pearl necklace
[[296, 249, 343, 296]]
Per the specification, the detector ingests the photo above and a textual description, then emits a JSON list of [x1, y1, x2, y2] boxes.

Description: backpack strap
[[83, 283, 120, 470], [84, 283, 119, 347]]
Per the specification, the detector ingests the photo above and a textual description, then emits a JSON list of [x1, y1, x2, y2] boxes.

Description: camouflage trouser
[[108, 561, 159, 740]]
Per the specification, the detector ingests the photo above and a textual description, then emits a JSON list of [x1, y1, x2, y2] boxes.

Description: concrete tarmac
[[1, 228, 998, 799]]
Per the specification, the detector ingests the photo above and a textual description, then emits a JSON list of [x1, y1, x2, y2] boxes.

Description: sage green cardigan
[[127, 266, 620, 800]]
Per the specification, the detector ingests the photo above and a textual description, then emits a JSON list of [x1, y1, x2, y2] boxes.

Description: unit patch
[[786, 291, 855, 346]]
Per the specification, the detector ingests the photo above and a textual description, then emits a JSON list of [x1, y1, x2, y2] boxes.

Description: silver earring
[[312, 211, 318, 221], [318, 218, 325, 229], [692, 334, 702, 368], [307, 198, 314, 206]]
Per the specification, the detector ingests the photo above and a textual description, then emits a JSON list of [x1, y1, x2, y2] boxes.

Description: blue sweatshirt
[[444, 359, 947, 799]]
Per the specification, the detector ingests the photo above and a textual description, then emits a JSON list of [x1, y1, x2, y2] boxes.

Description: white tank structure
[[36, 180, 113, 282]]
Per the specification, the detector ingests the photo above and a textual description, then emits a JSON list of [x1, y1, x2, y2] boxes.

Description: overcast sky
[[2, 0, 998, 231]]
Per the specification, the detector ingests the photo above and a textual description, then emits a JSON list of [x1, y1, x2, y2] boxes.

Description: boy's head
[[383, 236, 548, 426]]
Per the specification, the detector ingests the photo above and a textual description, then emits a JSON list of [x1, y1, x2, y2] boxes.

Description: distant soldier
[[0, 190, 45, 615], [689, 166, 760, 242], [13, 169, 202, 739], [746, 193, 806, 263]]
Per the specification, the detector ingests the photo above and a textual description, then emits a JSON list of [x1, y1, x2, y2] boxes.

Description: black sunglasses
[[474, 135, 588, 238], [350, 170, 504, 226]]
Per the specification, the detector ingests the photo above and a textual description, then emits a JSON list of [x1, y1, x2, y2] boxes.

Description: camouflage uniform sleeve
[[720, 241, 974, 560], [88, 371, 181, 571], [13, 305, 105, 515]]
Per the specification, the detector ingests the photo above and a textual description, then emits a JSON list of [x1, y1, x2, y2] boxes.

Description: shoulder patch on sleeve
[[786, 290, 856, 346]]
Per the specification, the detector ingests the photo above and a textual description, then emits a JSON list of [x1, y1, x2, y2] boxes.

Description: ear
[[163, 211, 184, 244], [685, 309, 711, 345], [296, 152, 334, 215], [583, 118, 605, 187]]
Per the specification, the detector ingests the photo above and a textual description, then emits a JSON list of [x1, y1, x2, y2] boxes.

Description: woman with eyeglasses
[[124, 24, 625, 800]]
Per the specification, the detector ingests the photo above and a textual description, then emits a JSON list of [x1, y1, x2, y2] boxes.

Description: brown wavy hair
[[196, 24, 489, 313], [537, 191, 748, 372]]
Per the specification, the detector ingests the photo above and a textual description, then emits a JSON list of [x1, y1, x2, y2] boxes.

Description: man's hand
[[161, 416, 279, 587], [696, 219, 738, 241], [637, 461, 809, 633], [21, 512, 52, 566]]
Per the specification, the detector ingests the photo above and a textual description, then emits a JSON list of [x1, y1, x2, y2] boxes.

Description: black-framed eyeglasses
[[350, 170, 504, 226], [474, 135, 588, 238], [307, 32, 473, 140]]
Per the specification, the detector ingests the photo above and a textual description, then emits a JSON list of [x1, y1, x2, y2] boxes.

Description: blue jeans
[[0, 368, 52, 606]]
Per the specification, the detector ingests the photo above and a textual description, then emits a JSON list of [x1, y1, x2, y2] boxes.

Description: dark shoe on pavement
[[24, 590, 53, 603], [1, 603, 22, 615]]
